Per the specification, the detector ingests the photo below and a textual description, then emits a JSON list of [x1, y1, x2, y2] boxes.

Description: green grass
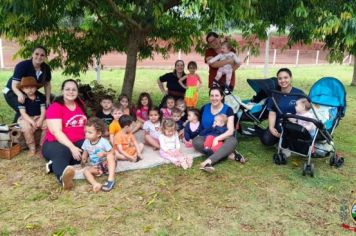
[[0, 65, 356, 235]]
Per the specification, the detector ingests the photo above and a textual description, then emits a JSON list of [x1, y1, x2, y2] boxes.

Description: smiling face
[[209, 88, 224, 107], [112, 109, 123, 120], [175, 61, 185, 74], [277, 71, 292, 90], [166, 98, 175, 109], [62, 81, 78, 102], [148, 110, 160, 123], [221, 44, 230, 54], [207, 35, 221, 50], [120, 97, 129, 108], [141, 96, 149, 107], [32, 48, 46, 66]]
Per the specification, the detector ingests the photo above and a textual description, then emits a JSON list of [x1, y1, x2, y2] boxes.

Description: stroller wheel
[[273, 153, 282, 165], [302, 163, 307, 176], [310, 163, 315, 177], [280, 153, 287, 165], [329, 153, 336, 166]]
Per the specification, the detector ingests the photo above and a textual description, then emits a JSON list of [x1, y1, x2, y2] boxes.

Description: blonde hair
[[297, 98, 311, 111], [112, 103, 124, 113], [161, 119, 177, 135], [215, 114, 228, 125]]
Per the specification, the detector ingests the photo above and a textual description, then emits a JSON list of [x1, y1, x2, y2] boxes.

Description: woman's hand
[[70, 146, 82, 161], [17, 93, 25, 104], [212, 137, 220, 148], [35, 118, 43, 128], [269, 127, 280, 138]]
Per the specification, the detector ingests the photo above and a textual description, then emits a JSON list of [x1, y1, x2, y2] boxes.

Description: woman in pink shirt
[[42, 79, 87, 190]]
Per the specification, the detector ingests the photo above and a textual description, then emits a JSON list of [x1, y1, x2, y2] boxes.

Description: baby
[[292, 98, 316, 137], [208, 41, 241, 89], [200, 114, 228, 155]]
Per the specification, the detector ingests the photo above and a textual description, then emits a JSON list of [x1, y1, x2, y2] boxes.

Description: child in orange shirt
[[114, 115, 144, 162]]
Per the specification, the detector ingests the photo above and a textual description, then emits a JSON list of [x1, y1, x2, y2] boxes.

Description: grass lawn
[[0, 65, 356, 235]]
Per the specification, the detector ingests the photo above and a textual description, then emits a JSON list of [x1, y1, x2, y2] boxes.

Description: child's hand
[[36, 119, 43, 128], [212, 138, 219, 147], [29, 119, 36, 128], [97, 152, 106, 158]]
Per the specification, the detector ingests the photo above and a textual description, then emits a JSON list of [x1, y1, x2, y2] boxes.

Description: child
[[175, 98, 187, 124], [207, 41, 241, 89], [183, 108, 202, 147], [108, 104, 124, 146], [118, 93, 135, 116], [115, 115, 144, 162], [200, 114, 228, 155], [178, 61, 202, 108], [143, 106, 161, 150], [81, 117, 116, 192], [160, 96, 175, 119], [135, 92, 153, 129], [96, 95, 114, 126], [292, 98, 316, 137], [159, 119, 193, 169], [171, 108, 184, 138], [17, 76, 46, 157]]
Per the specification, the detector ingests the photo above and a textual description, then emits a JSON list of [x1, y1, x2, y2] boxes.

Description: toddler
[[115, 115, 144, 162], [81, 117, 116, 192], [292, 98, 316, 137], [17, 76, 46, 157], [143, 106, 161, 150], [160, 96, 175, 119], [96, 95, 114, 126], [207, 41, 241, 89], [178, 61, 202, 108], [200, 114, 228, 155], [171, 108, 184, 138], [108, 104, 124, 145], [118, 93, 135, 116], [183, 108, 202, 147], [135, 92, 153, 129], [159, 119, 193, 169], [175, 98, 187, 123]]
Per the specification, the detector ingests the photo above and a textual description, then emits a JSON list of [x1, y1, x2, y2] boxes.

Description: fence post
[[295, 50, 300, 67], [348, 55, 352, 65], [316, 50, 319, 65], [264, 35, 270, 77], [272, 49, 277, 65], [0, 38, 4, 69], [246, 50, 250, 66], [178, 50, 181, 60]]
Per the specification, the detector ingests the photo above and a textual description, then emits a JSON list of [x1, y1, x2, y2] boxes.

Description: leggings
[[42, 140, 84, 181], [4, 90, 20, 122], [254, 125, 279, 146], [193, 135, 237, 165]]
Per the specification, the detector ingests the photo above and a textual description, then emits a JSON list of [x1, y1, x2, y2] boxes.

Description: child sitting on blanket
[[17, 76, 47, 157], [135, 92, 153, 130], [143, 106, 161, 150], [200, 114, 228, 155], [160, 96, 175, 119], [183, 108, 202, 148], [115, 115, 144, 162], [171, 108, 184, 139], [109, 103, 124, 146], [159, 119, 193, 169], [175, 98, 188, 124], [96, 95, 114, 127], [81, 117, 116, 192]]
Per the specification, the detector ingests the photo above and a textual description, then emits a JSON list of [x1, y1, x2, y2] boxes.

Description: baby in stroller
[[289, 98, 316, 137]]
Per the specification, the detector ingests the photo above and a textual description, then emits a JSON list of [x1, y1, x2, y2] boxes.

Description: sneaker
[[60, 166, 75, 190], [200, 163, 215, 173], [45, 160, 53, 174]]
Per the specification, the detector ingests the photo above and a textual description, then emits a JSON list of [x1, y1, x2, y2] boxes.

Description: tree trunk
[[121, 30, 142, 99], [351, 55, 356, 86]]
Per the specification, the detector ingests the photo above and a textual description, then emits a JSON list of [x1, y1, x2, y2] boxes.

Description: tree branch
[[105, 0, 143, 30], [82, 0, 122, 37]]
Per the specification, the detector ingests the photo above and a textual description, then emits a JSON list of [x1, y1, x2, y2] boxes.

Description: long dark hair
[[209, 86, 225, 103], [173, 60, 185, 75], [136, 92, 153, 110], [53, 79, 86, 113]]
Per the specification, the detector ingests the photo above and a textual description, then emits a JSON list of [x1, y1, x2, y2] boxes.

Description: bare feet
[[93, 183, 102, 193]]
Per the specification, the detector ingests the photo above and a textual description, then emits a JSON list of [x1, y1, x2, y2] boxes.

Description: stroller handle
[[283, 113, 324, 129]]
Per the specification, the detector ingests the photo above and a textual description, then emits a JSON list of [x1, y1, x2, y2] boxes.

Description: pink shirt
[[186, 74, 199, 87], [136, 106, 149, 121], [45, 102, 87, 143]]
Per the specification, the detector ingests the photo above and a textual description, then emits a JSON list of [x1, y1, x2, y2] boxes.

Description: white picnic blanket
[[73, 130, 202, 179]]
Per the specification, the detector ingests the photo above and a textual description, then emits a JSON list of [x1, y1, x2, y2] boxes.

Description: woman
[[193, 87, 243, 173], [42, 79, 86, 190], [3, 46, 52, 122], [255, 68, 305, 146], [157, 60, 186, 108]]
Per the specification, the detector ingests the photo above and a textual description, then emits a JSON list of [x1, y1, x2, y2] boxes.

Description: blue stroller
[[271, 77, 346, 177]]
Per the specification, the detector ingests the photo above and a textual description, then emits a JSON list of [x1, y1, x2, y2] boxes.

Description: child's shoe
[[102, 181, 115, 192]]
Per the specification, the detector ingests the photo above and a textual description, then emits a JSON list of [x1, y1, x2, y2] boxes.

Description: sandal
[[234, 150, 247, 164], [199, 163, 215, 173], [102, 181, 115, 192]]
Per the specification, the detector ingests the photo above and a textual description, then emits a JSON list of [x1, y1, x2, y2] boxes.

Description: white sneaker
[[60, 166, 75, 190], [45, 160, 53, 174]]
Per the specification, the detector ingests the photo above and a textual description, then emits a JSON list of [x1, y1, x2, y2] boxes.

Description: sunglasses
[[35, 52, 45, 57]]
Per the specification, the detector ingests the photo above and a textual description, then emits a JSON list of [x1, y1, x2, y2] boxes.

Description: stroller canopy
[[309, 77, 346, 117], [247, 77, 278, 102]]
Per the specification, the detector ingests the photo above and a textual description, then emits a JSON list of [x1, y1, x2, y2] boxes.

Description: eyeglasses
[[35, 52, 45, 57]]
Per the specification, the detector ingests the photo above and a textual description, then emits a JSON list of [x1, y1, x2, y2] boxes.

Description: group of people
[[3, 32, 311, 193]]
